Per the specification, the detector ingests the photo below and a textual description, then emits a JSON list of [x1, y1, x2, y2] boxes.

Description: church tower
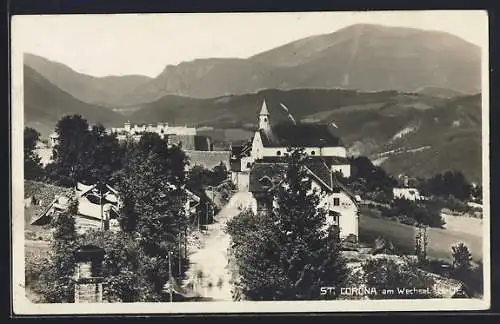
[[259, 100, 271, 130]]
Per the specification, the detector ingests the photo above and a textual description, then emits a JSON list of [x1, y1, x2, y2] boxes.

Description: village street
[[183, 191, 252, 301]]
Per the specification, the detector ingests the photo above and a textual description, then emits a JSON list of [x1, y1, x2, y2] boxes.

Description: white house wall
[[250, 181, 358, 240], [232, 171, 250, 192], [320, 191, 359, 239], [240, 156, 255, 171]]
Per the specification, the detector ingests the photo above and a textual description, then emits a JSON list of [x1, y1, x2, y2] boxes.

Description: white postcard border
[[11, 11, 491, 315]]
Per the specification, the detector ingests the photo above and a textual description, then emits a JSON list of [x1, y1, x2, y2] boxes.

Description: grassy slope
[[359, 207, 482, 263]]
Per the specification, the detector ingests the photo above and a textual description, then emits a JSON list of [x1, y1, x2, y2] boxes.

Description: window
[[328, 211, 340, 225], [333, 198, 340, 206], [264, 117, 268, 122], [311, 151, 316, 156], [246, 162, 252, 168], [277, 151, 281, 156]]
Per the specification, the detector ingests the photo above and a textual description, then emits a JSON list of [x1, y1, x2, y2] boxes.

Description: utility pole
[[178, 233, 182, 280], [100, 181, 104, 232], [168, 251, 173, 303], [197, 211, 200, 232], [205, 203, 208, 231], [184, 227, 187, 260]]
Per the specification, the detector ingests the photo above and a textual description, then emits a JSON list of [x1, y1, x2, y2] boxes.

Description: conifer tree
[[227, 148, 347, 300]]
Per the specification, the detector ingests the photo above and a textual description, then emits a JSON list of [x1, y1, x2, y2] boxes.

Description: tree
[[86, 124, 124, 185], [114, 133, 190, 300], [226, 148, 347, 300], [39, 198, 79, 302], [470, 184, 483, 203], [415, 226, 428, 265], [24, 127, 44, 180], [348, 156, 397, 197], [211, 162, 228, 186], [421, 171, 472, 201], [451, 242, 473, 282], [48, 115, 93, 186]]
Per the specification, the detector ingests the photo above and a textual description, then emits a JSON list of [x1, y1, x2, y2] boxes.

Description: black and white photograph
[[11, 11, 490, 314]]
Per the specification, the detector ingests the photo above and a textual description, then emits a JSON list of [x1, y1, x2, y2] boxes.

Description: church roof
[[259, 123, 343, 148], [259, 100, 270, 115]]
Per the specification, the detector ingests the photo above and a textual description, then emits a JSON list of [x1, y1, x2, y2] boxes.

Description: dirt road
[[183, 192, 253, 301]]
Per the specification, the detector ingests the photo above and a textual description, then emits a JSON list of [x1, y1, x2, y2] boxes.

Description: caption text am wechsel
[[320, 287, 433, 296]]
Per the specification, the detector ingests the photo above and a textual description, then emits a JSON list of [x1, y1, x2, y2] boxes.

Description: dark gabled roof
[[304, 159, 333, 190], [249, 163, 288, 193], [332, 175, 359, 205], [259, 123, 343, 148], [249, 160, 334, 194], [230, 145, 243, 156], [230, 141, 252, 158]]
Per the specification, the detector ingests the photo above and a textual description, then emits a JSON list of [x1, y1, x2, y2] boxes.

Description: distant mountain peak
[[25, 23, 481, 104]]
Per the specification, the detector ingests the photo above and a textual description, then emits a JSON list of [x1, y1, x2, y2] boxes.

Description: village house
[[248, 158, 359, 240], [231, 100, 351, 191], [30, 181, 206, 234], [112, 121, 197, 139], [30, 182, 123, 233], [393, 187, 422, 201]]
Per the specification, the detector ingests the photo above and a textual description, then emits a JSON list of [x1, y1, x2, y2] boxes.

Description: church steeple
[[259, 100, 270, 130]]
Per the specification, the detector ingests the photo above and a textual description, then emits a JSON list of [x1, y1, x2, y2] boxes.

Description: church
[[230, 100, 359, 240], [230, 100, 352, 190]]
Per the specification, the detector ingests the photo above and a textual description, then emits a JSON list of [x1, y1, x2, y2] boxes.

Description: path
[[183, 191, 253, 301]]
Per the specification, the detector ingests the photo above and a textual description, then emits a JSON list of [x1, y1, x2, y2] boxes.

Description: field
[[359, 207, 483, 263]]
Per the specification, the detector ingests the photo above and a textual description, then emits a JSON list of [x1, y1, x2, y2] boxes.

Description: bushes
[[382, 199, 445, 228], [25, 246, 51, 302], [427, 195, 472, 214], [362, 257, 435, 299]]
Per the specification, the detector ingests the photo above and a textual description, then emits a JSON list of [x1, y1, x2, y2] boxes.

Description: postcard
[[11, 10, 490, 314]]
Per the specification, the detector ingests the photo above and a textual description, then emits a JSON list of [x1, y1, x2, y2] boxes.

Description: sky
[[12, 11, 488, 78]]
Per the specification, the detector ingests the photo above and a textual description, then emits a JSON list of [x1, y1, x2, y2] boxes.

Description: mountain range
[[126, 88, 482, 182], [24, 23, 481, 108], [22, 23, 483, 182], [23, 65, 124, 137]]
